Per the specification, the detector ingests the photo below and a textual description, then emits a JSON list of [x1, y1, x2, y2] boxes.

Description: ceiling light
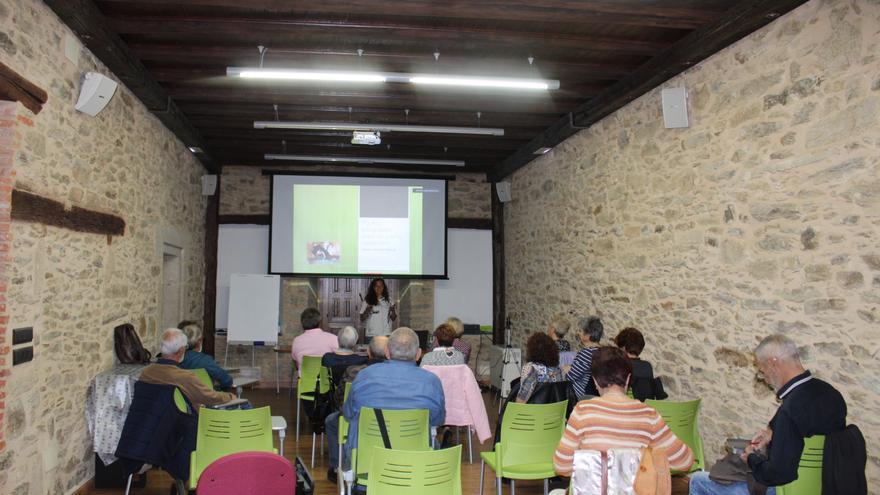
[[533, 147, 553, 155], [228, 67, 558, 91], [409, 75, 558, 90], [264, 154, 465, 167], [228, 68, 386, 83], [253, 121, 505, 136]]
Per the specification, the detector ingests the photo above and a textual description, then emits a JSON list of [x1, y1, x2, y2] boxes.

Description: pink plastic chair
[[196, 451, 296, 495]]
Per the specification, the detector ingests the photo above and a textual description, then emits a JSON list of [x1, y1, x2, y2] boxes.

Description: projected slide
[[271, 175, 445, 277]]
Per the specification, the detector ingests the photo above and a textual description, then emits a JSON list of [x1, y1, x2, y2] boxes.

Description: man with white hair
[[140, 328, 237, 410], [322, 326, 368, 388], [339, 328, 445, 478], [689, 334, 847, 494]]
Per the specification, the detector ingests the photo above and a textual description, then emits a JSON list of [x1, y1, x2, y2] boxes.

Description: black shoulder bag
[[373, 408, 392, 449]]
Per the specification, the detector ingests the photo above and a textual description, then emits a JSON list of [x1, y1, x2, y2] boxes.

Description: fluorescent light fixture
[[409, 75, 558, 90], [188, 146, 203, 153], [228, 67, 558, 91], [228, 67, 386, 83], [264, 154, 465, 167], [533, 147, 553, 155], [253, 120, 505, 136]]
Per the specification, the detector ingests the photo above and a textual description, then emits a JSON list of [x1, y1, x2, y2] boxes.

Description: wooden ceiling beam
[[490, 0, 811, 181], [44, 0, 217, 172], [97, 0, 723, 30], [107, 16, 670, 56], [201, 134, 527, 152], [218, 157, 494, 174]]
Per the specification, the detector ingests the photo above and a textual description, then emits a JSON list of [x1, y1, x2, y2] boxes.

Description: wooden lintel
[[218, 214, 270, 225], [11, 189, 125, 236], [0, 62, 47, 115], [490, 0, 810, 181], [448, 218, 492, 230]]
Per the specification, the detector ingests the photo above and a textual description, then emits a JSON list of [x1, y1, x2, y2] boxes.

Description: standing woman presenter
[[359, 278, 397, 339]]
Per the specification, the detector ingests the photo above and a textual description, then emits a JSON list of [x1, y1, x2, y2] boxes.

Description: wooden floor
[[88, 387, 691, 494]]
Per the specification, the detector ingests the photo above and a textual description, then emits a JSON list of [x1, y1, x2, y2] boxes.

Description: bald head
[[755, 334, 801, 364]]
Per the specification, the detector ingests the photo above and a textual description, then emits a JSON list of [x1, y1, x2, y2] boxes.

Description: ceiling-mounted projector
[[351, 130, 381, 145]]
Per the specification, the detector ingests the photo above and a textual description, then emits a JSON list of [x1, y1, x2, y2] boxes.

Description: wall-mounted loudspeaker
[[495, 181, 512, 203], [661, 87, 689, 129], [201, 175, 218, 196], [75, 72, 118, 116]]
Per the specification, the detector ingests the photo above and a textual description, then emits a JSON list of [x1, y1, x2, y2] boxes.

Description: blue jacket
[[342, 360, 445, 449], [180, 350, 233, 388], [115, 381, 197, 481]]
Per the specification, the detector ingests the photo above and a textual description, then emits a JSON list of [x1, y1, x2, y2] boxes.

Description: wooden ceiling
[[51, 0, 808, 176]]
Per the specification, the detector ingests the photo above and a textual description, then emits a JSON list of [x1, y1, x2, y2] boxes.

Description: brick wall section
[[0, 101, 18, 456]]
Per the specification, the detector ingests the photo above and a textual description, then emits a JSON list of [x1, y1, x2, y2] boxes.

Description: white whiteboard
[[216, 225, 269, 328], [227, 274, 280, 343], [433, 229, 492, 328]]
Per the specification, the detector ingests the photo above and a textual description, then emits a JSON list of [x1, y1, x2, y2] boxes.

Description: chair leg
[[511, 479, 516, 495], [338, 443, 344, 495], [295, 395, 301, 441], [543, 478, 549, 495], [479, 459, 485, 495], [496, 476, 502, 495], [124, 474, 133, 495], [311, 431, 317, 468], [321, 432, 324, 460], [468, 426, 473, 464], [175, 479, 187, 495]]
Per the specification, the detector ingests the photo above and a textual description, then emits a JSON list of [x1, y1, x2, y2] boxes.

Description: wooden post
[[491, 183, 505, 346], [202, 171, 221, 355]]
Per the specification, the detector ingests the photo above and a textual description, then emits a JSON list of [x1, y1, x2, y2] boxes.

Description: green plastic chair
[[646, 398, 704, 472], [777, 435, 825, 495], [296, 355, 331, 441], [368, 445, 462, 495], [189, 406, 276, 489], [337, 383, 352, 495], [480, 400, 568, 495], [352, 408, 431, 488], [192, 368, 213, 389]]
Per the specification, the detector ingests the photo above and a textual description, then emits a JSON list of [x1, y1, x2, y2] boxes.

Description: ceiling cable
[[258, 45, 267, 68]]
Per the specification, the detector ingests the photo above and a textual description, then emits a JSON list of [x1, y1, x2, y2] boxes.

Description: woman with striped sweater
[[553, 346, 694, 477]]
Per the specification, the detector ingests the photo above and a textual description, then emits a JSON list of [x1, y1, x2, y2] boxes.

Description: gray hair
[[550, 315, 571, 337], [161, 328, 188, 357], [181, 324, 203, 350], [369, 335, 389, 359], [755, 334, 801, 363], [338, 326, 359, 350], [578, 316, 604, 343], [445, 317, 465, 337], [388, 327, 419, 361]]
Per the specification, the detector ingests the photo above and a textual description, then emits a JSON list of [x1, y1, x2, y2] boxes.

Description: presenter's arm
[[359, 301, 373, 322]]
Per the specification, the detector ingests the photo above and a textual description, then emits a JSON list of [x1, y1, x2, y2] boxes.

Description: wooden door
[[319, 278, 398, 340]]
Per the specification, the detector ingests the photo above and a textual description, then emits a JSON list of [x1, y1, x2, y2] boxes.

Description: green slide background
[[408, 187, 423, 274], [292, 184, 360, 273]]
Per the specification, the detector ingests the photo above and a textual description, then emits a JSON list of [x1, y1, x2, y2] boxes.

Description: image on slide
[[306, 241, 341, 264]]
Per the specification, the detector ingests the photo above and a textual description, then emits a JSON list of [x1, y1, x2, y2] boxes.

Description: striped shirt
[[567, 347, 598, 398], [553, 396, 694, 476]]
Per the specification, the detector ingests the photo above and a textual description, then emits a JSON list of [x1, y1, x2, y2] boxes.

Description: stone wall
[[505, 0, 880, 486], [220, 165, 491, 220], [0, 2, 208, 493], [0, 101, 17, 461]]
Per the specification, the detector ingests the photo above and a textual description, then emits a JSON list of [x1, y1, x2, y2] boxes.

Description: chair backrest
[[192, 368, 213, 389], [196, 451, 296, 495], [498, 401, 567, 469], [298, 355, 330, 398], [339, 382, 352, 444], [173, 388, 190, 413], [777, 435, 825, 495], [368, 445, 462, 495], [191, 406, 275, 486], [355, 408, 431, 480], [645, 398, 704, 471]]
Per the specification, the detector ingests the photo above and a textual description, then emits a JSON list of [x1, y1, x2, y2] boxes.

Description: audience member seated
[[178, 320, 233, 388], [341, 328, 445, 477], [615, 327, 666, 401], [690, 335, 853, 495], [322, 325, 368, 388], [291, 307, 338, 375], [516, 332, 565, 403], [567, 316, 604, 399], [421, 323, 467, 366], [325, 335, 388, 482], [547, 314, 572, 352], [553, 346, 694, 480], [431, 316, 472, 363], [140, 328, 237, 410]]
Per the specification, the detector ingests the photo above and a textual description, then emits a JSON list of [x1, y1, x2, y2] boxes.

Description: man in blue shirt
[[340, 327, 445, 478]]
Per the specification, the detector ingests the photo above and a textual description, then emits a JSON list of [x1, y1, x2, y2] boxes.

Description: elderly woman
[[547, 314, 572, 352], [321, 326, 368, 387], [516, 333, 565, 403], [421, 323, 467, 366], [431, 316, 472, 363], [179, 321, 233, 388], [567, 316, 604, 399], [553, 346, 694, 477], [615, 327, 662, 401]]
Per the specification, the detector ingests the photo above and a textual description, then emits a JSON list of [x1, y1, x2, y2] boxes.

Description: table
[[273, 345, 292, 395], [85, 364, 148, 465], [232, 376, 260, 398], [271, 416, 288, 456]]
